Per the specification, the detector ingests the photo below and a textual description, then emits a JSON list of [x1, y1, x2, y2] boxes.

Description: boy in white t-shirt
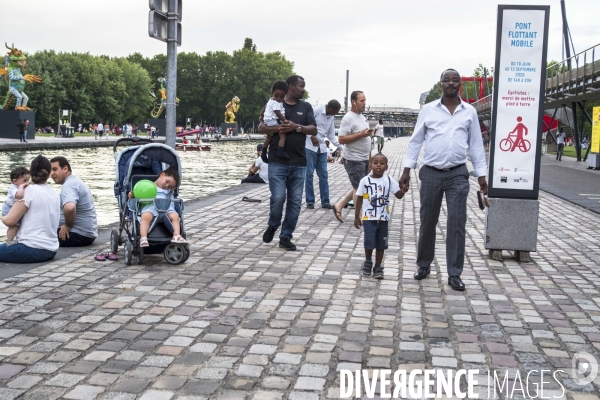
[[261, 80, 289, 162], [354, 154, 406, 279]]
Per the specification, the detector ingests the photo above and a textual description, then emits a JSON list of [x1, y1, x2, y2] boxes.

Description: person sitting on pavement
[[0, 155, 60, 263], [241, 144, 269, 184], [50, 156, 98, 247]]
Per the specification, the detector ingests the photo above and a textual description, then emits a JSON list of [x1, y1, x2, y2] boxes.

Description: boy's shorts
[[363, 220, 388, 250], [140, 199, 176, 218]]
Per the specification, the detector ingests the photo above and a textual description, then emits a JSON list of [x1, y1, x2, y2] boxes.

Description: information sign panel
[[488, 5, 550, 199]]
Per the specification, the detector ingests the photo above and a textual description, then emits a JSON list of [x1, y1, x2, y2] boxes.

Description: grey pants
[[417, 165, 470, 277]]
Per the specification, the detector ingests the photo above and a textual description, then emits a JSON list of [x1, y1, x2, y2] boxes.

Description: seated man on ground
[[241, 144, 269, 184], [50, 156, 98, 247]]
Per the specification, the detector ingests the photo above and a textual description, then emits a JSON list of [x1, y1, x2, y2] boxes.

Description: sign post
[[485, 5, 550, 261], [148, 0, 182, 149]]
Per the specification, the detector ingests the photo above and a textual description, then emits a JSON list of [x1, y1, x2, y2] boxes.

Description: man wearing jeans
[[50, 156, 98, 247], [305, 100, 341, 210], [260, 75, 317, 251]]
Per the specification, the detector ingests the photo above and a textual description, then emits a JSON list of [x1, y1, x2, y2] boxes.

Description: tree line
[[0, 38, 295, 129]]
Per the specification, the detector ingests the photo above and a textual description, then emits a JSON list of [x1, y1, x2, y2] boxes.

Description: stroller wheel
[[124, 242, 133, 266], [164, 243, 186, 265], [136, 246, 144, 265], [110, 229, 120, 254], [182, 247, 190, 263]]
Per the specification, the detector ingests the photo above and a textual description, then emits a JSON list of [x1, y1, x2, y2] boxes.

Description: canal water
[[0, 141, 259, 241]]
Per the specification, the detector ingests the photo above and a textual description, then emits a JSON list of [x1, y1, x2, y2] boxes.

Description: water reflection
[[0, 141, 259, 240]]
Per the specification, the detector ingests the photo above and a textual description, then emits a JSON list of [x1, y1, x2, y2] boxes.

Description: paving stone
[[99, 393, 136, 400], [185, 380, 220, 395], [151, 376, 186, 390], [0, 388, 26, 400], [7, 374, 43, 389], [112, 378, 150, 393], [0, 364, 25, 379], [11, 352, 45, 364], [235, 364, 263, 377], [63, 385, 105, 399], [138, 390, 175, 400], [88, 373, 120, 386], [27, 362, 64, 374], [44, 373, 86, 387]]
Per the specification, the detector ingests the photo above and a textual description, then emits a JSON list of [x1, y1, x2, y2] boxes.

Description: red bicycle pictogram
[[499, 116, 531, 152]]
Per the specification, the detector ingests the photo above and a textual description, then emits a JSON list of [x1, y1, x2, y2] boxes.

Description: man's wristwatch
[[296, 125, 302, 132]]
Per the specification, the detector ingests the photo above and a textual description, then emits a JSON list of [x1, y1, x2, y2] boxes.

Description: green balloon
[[133, 179, 157, 202]]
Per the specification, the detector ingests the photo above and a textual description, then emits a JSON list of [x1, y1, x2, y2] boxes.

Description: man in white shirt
[[375, 119, 385, 153], [332, 91, 372, 222], [400, 69, 488, 291], [556, 127, 566, 161], [305, 100, 341, 209], [241, 144, 269, 184]]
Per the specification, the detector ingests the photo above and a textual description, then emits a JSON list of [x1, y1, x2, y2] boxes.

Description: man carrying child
[[259, 75, 317, 251]]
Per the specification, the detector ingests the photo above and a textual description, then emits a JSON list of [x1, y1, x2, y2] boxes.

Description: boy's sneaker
[[279, 238, 296, 251], [373, 265, 384, 279], [362, 260, 373, 276], [263, 226, 277, 243]]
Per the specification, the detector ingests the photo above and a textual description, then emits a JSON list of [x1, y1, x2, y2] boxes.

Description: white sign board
[[488, 6, 549, 199]]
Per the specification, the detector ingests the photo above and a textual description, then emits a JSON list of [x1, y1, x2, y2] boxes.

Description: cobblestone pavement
[[0, 137, 599, 400]]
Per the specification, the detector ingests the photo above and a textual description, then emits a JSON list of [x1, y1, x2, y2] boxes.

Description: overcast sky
[[2, 0, 597, 109]]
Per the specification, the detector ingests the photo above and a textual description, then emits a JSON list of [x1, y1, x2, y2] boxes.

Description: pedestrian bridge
[[474, 43, 600, 120], [335, 106, 420, 129]]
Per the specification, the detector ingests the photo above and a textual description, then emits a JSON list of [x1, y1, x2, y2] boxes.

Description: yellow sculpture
[[224, 96, 240, 123]]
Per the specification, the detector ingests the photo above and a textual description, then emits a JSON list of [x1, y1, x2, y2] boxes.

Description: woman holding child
[[0, 155, 61, 263]]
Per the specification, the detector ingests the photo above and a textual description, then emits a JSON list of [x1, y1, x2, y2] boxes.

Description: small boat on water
[[175, 143, 212, 151]]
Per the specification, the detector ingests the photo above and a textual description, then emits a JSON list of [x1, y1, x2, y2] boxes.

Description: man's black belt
[[424, 163, 465, 172]]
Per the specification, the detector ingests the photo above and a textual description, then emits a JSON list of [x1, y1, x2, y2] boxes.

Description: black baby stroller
[[110, 137, 189, 265]]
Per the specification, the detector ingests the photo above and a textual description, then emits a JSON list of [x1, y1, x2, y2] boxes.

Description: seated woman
[[0, 155, 60, 263]]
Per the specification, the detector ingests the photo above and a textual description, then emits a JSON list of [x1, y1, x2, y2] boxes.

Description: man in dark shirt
[[259, 75, 317, 250], [17, 119, 27, 143]]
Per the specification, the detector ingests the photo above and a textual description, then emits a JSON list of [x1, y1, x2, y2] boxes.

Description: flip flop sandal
[[242, 196, 261, 203], [106, 252, 118, 261], [139, 237, 149, 247], [332, 206, 343, 223], [94, 253, 106, 261]]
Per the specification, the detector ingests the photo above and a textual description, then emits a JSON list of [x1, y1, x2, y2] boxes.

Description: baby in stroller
[[128, 167, 187, 247]]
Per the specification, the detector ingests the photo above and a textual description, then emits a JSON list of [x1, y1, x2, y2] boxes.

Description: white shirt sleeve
[[338, 116, 353, 137], [467, 108, 488, 177], [326, 121, 341, 148], [403, 109, 427, 169]]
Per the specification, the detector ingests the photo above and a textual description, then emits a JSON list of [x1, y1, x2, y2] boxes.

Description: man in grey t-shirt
[[332, 90, 372, 222], [50, 156, 98, 247]]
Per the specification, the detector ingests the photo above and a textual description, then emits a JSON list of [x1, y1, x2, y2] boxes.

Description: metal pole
[[344, 70, 349, 113], [560, 0, 572, 70], [568, 102, 581, 161], [165, 0, 178, 149]]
